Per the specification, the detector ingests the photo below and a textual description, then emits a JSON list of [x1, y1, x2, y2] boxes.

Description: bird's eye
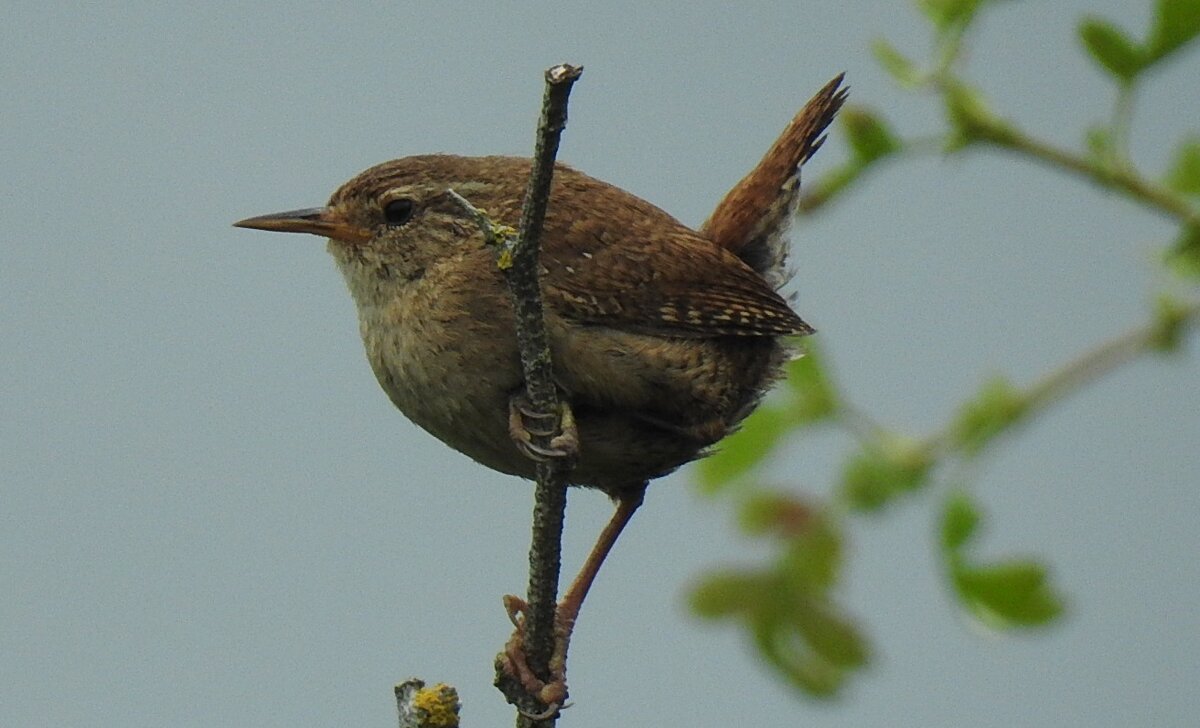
[[383, 198, 415, 225]]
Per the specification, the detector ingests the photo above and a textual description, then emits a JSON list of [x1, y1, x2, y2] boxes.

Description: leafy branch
[[692, 0, 1200, 697]]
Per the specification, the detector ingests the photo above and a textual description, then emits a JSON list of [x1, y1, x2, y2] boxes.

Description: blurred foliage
[[691, 499, 868, 695], [693, 0, 1200, 698], [942, 491, 1065, 627]]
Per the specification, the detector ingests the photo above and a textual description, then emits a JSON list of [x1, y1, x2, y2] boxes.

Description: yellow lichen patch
[[488, 223, 518, 244], [411, 683, 460, 728], [483, 224, 518, 271], [496, 246, 515, 270]]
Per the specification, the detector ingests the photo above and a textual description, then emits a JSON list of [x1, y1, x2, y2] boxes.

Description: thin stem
[[858, 71, 1197, 228], [504, 63, 584, 728], [1109, 81, 1137, 168], [931, 20, 970, 78], [835, 400, 888, 443], [927, 300, 1200, 457], [1020, 301, 1198, 419], [978, 121, 1200, 228]]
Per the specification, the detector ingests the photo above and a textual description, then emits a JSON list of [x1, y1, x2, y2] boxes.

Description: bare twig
[[487, 63, 584, 726]]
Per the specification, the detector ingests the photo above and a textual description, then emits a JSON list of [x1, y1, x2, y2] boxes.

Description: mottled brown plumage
[[235, 74, 846, 710], [234, 76, 846, 497]]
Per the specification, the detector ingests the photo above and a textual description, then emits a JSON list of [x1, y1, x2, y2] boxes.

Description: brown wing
[[538, 169, 812, 338]]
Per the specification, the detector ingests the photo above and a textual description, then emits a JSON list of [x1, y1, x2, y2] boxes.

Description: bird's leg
[[507, 393, 580, 462], [547, 487, 645, 689], [499, 487, 646, 710]]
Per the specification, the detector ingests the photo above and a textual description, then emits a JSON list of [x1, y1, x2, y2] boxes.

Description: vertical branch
[[501, 63, 584, 726]]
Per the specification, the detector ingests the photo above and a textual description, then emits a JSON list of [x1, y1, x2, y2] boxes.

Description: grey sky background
[[3, 2, 1198, 726]]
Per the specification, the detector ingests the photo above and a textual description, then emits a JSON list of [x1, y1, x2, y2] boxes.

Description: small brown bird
[[235, 74, 846, 708]]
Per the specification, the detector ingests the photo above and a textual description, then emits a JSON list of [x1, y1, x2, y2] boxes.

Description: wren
[[235, 74, 847, 708]]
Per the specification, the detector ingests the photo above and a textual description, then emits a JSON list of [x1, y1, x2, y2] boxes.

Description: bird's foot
[[508, 395, 579, 463], [497, 595, 569, 716], [494, 492, 644, 717]]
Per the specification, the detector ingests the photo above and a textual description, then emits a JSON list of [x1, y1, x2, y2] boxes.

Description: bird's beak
[[233, 207, 370, 243]]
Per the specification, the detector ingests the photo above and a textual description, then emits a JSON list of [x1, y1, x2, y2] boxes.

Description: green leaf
[[1084, 124, 1114, 163], [778, 513, 843, 590], [738, 492, 816, 538], [842, 106, 901, 164], [1146, 0, 1200, 64], [941, 491, 981, 552], [752, 616, 845, 696], [693, 508, 866, 697], [782, 340, 839, 424], [840, 452, 888, 511], [1078, 17, 1146, 82], [941, 494, 1065, 628], [840, 437, 932, 511], [1152, 294, 1191, 351], [689, 570, 767, 618], [871, 38, 921, 86], [953, 560, 1065, 627], [951, 376, 1028, 455], [1165, 136, 1200, 196], [1165, 224, 1200, 280], [944, 81, 1013, 146], [797, 164, 861, 214], [790, 597, 871, 669], [749, 568, 866, 695], [919, 0, 986, 32], [695, 405, 787, 492]]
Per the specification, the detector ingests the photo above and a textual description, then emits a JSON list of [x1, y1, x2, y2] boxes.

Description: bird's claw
[[508, 396, 579, 463], [503, 594, 528, 629], [498, 594, 570, 714], [518, 700, 568, 721]]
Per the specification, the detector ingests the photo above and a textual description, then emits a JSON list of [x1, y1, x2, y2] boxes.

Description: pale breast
[[354, 268, 532, 480]]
